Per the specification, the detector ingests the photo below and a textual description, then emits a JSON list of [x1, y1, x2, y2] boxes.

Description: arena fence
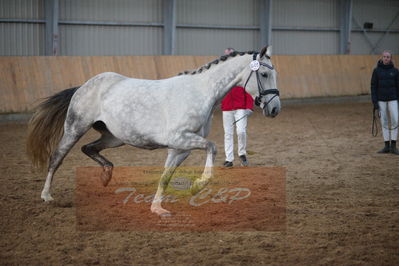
[[1, 55, 396, 113]]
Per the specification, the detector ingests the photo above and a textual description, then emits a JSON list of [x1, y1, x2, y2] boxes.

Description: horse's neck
[[199, 55, 250, 102]]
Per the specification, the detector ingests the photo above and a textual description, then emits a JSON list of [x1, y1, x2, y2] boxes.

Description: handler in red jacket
[[221, 48, 254, 167]]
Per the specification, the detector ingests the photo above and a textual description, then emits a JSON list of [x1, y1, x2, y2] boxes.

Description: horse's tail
[[27, 87, 79, 170]]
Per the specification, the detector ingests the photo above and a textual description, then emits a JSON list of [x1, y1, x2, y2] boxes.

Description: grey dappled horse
[[27, 45, 281, 216]]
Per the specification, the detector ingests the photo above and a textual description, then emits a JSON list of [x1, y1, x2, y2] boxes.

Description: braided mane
[[178, 50, 256, 76]]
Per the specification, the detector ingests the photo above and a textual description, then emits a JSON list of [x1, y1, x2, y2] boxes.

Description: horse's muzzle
[[271, 107, 278, 117], [262, 96, 281, 118], [263, 108, 278, 118]]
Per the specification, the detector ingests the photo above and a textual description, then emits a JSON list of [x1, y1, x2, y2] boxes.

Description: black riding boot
[[390, 140, 399, 155], [378, 141, 390, 153]]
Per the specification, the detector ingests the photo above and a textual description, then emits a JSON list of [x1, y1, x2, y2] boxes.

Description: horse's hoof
[[190, 180, 208, 195], [41, 193, 54, 202], [100, 166, 113, 187], [190, 185, 200, 195], [151, 207, 171, 217], [160, 212, 172, 217]]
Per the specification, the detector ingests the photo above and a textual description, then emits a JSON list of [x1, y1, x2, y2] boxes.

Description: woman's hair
[[382, 50, 393, 56], [382, 50, 394, 64]]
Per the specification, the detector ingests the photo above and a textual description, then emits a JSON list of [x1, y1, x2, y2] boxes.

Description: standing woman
[[371, 50, 399, 155]]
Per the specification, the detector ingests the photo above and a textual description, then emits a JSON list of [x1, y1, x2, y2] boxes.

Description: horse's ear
[[260, 45, 272, 58]]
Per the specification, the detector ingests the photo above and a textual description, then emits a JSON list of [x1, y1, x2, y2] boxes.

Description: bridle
[[243, 53, 280, 109], [232, 52, 280, 125]]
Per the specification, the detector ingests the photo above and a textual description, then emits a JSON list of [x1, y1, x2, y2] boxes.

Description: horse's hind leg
[[81, 123, 124, 186], [41, 125, 89, 202]]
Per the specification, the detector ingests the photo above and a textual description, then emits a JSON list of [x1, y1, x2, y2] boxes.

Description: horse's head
[[239, 45, 281, 118]]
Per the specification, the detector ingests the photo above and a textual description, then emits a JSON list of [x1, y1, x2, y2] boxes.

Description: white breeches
[[378, 100, 398, 141], [223, 109, 248, 162]]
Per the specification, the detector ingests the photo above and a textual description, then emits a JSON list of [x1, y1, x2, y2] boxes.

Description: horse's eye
[[261, 72, 268, 78]]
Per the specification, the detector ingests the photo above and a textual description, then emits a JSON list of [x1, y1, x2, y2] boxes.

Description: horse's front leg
[[151, 149, 190, 216], [171, 133, 217, 195], [191, 141, 217, 195]]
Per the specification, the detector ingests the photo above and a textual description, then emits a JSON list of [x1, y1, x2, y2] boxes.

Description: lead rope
[[372, 108, 379, 137], [233, 115, 247, 125]]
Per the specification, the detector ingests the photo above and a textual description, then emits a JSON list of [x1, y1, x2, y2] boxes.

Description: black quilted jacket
[[371, 60, 399, 105]]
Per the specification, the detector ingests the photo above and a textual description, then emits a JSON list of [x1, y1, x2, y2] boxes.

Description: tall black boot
[[390, 140, 399, 155], [378, 141, 390, 153]]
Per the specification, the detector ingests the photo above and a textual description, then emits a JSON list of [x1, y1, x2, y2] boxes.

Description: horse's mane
[[178, 50, 256, 76]]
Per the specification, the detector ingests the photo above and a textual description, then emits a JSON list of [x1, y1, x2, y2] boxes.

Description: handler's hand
[[246, 109, 253, 117]]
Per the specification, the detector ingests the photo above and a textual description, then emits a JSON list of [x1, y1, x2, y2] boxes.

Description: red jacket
[[221, 86, 254, 111]]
